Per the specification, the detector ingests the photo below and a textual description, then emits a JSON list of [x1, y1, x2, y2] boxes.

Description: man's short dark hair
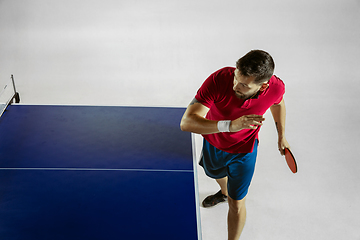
[[236, 50, 275, 84]]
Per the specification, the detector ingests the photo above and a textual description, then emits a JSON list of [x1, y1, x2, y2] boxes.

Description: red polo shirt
[[195, 67, 285, 153]]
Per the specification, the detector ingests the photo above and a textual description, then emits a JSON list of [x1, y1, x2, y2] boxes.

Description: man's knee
[[228, 196, 246, 214]]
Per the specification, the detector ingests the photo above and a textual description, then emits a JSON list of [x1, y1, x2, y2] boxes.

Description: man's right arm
[[180, 98, 265, 134], [180, 98, 220, 135]]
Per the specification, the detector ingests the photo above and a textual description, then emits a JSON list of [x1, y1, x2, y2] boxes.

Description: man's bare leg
[[216, 177, 246, 239], [216, 176, 228, 196], [228, 196, 247, 240]]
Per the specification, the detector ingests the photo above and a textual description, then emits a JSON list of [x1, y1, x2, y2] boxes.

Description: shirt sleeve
[[195, 71, 221, 108], [273, 75, 285, 105]]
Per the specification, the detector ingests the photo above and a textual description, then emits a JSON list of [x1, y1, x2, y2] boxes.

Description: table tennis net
[[0, 75, 20, 118]]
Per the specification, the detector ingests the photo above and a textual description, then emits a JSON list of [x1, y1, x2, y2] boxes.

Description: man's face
[[233, 69, 267, 100]]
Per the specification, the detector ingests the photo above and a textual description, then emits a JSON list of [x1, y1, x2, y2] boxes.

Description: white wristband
[[217, 120, 231, 132]]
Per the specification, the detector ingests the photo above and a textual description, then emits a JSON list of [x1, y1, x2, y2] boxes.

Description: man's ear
[[259, 82, 269, 91]]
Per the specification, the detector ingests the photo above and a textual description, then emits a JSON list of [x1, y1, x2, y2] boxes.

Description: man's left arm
[[270, 98, 290, 155]]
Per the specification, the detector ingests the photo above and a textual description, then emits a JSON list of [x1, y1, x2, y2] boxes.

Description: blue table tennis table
[[0, 104, 201, 239]]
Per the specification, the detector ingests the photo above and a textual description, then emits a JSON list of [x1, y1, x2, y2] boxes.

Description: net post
[[10, 75, 20, 103]]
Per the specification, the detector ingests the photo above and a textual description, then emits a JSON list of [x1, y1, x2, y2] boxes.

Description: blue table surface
[[0, 105, 199, 240], [0, 105, 193, 170]]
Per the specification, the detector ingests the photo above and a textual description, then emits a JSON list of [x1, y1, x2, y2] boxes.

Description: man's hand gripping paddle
[[284, 148, 297, 173]]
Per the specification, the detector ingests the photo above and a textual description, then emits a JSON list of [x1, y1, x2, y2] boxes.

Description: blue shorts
[[199, 139, 258, 200]]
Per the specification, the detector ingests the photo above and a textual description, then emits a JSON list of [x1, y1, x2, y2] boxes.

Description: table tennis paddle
[[284, 148, 297, 173]]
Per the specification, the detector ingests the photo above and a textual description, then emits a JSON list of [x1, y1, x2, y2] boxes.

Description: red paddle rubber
[[284, 148, 297, 173]]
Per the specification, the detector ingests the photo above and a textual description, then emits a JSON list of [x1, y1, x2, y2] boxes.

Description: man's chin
[[235, 92, 246, 99]]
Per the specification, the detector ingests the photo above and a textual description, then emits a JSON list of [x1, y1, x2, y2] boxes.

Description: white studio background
[[1, 0, 359, 239]]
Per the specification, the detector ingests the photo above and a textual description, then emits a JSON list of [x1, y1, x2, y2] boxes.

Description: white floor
[[1, 0, 359, 239]]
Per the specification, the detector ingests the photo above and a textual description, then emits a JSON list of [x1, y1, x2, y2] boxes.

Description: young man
[[180, 50, 290, 240]]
